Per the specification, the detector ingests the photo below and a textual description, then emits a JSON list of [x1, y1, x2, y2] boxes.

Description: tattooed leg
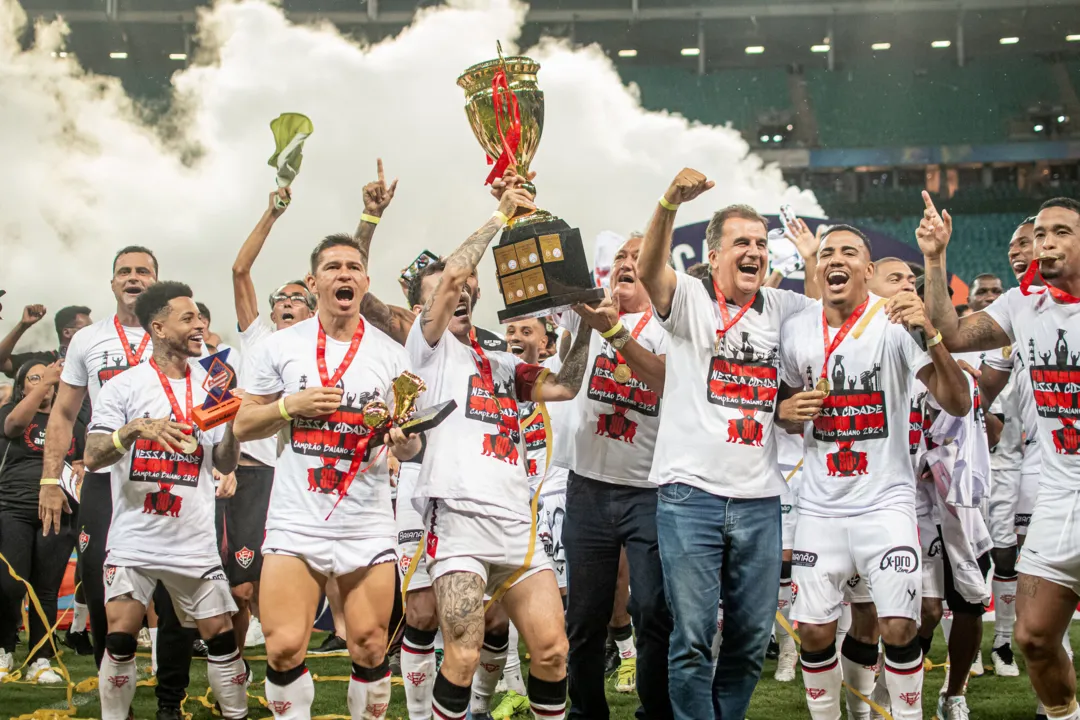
[[433, 571, 486, 686], [1015, 572, 1079, 709]]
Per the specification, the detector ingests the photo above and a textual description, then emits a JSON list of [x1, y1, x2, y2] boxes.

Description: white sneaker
[[969, 649, 984, 676], [991, 643, 1020, 677], [937, 695, 971, 720], [774, 635, 798, 682], [0, 648, 12, 680], [137, 627, 152, 648], [245, 616, 265, 647], [939, 660, 950, 697], [27, 657, 64, 684], [494, 678, 509, 694]]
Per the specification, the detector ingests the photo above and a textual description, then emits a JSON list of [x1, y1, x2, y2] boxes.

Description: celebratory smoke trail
[[0, 0, 820, 339]]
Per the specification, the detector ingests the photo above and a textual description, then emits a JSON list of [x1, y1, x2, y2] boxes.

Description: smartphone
[[401, 250, 439, 284]]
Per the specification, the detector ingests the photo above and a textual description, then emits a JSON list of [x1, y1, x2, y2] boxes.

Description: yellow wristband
[[279, 397, 293, 422], [39, 478, 60, 486], [492, 210, 510, 226], [112, 430, 126, 452], [360, 213, 381, 225], [925, 330, 944, 348], [601, 321, 625, 339], [659, 196, 680, 212]]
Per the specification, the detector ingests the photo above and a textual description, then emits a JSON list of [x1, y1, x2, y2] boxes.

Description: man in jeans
[[560, 234, 673, 720], [638, 168, 818, 719]]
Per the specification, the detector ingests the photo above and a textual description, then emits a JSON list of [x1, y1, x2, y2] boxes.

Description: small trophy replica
[[458, 43, 604, 323], [367, 371, 457, 448], [192, 350, 242, 431]]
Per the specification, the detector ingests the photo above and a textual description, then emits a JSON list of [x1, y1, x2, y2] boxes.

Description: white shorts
[[263, 528, 396, 578], [103, 564, 236, 628], [538, 490, 567, 589], [1018, 484, 1080, 596], [1015, 465, 1040, 536], [987, 465, 1021, 548], [918, 512, 944, 600], [423, 500, 553, 598], [396, 463, 431, 592], [791, 508, 922, 624], [781, 490, 798, 552]]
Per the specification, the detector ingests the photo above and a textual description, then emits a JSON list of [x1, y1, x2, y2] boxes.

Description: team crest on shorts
[[105, 566, 116, 586], [235, 547, 255, 569], [79, 530, 90, 552]]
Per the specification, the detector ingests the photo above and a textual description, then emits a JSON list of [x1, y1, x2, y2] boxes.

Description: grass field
[[2, 625, 1077, 719]]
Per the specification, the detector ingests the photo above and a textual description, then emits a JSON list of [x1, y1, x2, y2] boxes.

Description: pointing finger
[[377, 158, 385, 185], [921, 190, 936, 213]]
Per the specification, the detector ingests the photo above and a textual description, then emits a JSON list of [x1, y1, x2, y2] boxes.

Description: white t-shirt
[[979, 349, 1024, 473], [984, 288, 1080, 490], [237, 316, 277, 467], [982, 340, 1042, 475], [557, 311, 668, 488], [650, 272, 816, 498], [540, 354, 571, 494], [246, 317, 403, 540], [62, 315, 152, 404], [88, 363, 226, 571], [406, 322, 541, 521], [779, 294, 933, 517]]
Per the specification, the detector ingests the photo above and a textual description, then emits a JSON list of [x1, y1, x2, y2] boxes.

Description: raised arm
[[353, 158, 398, 269], [233, 190, 289, 332], [916, 192, 1010, 352], [535, 318, 593, 403], [888, 291, 971, 417], [417, 185, 534, 347], [787, 218, 822, 300], [0, 305, 46, 375], [640, 169, 715, 316], [3, 362, 60, 437], [359, 294, 415, 346]]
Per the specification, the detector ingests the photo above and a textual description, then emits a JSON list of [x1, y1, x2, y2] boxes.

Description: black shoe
[[192, 639, 208, 658], [604, 638, 620, 676], [309, 633, 347, 655], [64, 629, 94, 656], [156, 707, 182, 720], [766, 639, 780, 660]]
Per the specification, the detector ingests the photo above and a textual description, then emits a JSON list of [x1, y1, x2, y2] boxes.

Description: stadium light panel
[[871, 42, 891, 50], [1058, 115, 1068, 123], [59, 51, 68, 58], [681, 48, 700, 56], [772, 134, 783, 142], [109, 52, 128, 59], [811, 45, 830, 53], [618, 49, 637, 57], [1034, 124, 1045, 132], [1067, 35, 1080, 42], [170, 53, 188, 60], [760, 135, 770, 143], [931, 40, 951, 48], [745, 46, 765, 54], [999, 37, 1019, 45]]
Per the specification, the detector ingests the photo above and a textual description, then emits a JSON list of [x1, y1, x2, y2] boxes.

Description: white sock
[[836, 603, 852, 652], [266, 665, 315, 720], [840, 638, 878, 720], [941, 607, 953, 643], [774, 579, 793, 643], [402, 625, 437, 719], [503, 622, 527, 695], [801, 646, 843, 720], [206, 635, 249, 720], [1045, 701, 1080, 719], [471, 634, 508, 713], [883, 645, 924, 720], [615, 634, 636, 661], [992, 574, 1018, 647], [1064, 628, 1074, 661], [98, 648, 138, 720], [149, 627, 159, 675], [348, 661, 392, 720], [71, 602, 88, 633]]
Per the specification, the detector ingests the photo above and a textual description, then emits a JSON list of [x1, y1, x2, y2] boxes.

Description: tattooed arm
[[418, 186, 535, 347], [359, 292, 415, 346], [353, 159, 398, 269], [85, 417, 193, 471], [535, 321, 593, 402]]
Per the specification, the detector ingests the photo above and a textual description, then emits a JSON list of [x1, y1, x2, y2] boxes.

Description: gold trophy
[[458, 43, 604, 323], [366, 372, 455, 449]]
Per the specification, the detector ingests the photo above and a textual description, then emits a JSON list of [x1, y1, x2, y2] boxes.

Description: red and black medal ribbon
[[818, 297, 870, 386], [1019, 260, 1080, 304], [114, 316, 150, 367], [712, 279, 757, 354]]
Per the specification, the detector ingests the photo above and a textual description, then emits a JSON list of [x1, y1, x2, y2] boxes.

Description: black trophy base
[[497, 286, 607, 323]]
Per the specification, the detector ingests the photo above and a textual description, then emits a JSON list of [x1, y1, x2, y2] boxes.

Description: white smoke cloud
[[0, 0, 820, 347]]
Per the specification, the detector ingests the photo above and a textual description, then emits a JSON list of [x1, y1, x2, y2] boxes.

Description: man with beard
[[38, 246, 197, 720], [82, 281, 246, 720], [968, 274, 1005, 313], [234, 231, 420, 720], [405, 180, 592, 720], [637, 168, 817, 720], [921, 195, 1080, 720], [777, 224, 970, 720]]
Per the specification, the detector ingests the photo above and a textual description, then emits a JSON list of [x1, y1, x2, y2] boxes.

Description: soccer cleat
[[969, 649, 984, 676], [64, 629, 94, 656], [138, 627, 152, 648], [491, 690, 531, 719], [244, 616, 265, 647], [309, 633, 347, 655], [0, 649, 14, 680], [604, 638, 620, 676], [615, 657, 637, 693], [774, 636, 798, 682], [937, 695, 971, 720], [27, 657, 64, 684], [766, 638, 780, 660], [991, 643, 1020, 677]]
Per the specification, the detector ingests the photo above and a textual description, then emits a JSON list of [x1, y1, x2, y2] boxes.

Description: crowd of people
[[0, 159, 1078, 720]]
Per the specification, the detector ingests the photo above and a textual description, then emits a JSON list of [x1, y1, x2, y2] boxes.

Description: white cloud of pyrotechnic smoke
[[0, 0, 820, 342]]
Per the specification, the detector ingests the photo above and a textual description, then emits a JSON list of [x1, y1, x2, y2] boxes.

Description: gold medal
[[815, 377, 831, 396], [613, 364, 632, 384], [178, 434, 199, 455]]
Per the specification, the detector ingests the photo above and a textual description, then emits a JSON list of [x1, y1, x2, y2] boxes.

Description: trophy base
[[193, 397, 241, 431], [497, 287, 606, 324]]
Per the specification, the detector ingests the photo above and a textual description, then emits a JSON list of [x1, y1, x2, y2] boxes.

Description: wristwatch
[[609, 329, 631, 350]]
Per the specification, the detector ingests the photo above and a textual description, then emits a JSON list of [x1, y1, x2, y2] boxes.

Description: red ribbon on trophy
[[485, 66, 521, 185]]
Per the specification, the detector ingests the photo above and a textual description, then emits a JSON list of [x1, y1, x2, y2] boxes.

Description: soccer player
[[637, 168, 818, 720], [922, 196, 1080, 720], [777, 223, 970, 720], [82, 281, 247, 720], [234, 230, 420, 720], [405, 180, 592, 720]]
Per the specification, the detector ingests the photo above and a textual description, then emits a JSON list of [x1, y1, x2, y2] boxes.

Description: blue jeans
[[656, 483, 781, 720]]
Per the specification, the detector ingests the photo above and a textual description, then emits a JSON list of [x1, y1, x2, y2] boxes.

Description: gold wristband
[[39, 478, 60, 486], [492, 210, 510, 226], [360, 213, 381, 225], [659, 197, 680, 212], [278, 397, 293, 421], [601, 321, 625, 339], [112, 430, 126, 452], [926, 331, 944, 348]]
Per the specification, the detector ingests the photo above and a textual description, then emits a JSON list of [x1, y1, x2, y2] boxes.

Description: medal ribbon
[[1019, 260, 1080, 304], [613, 308, 653, 368], [469, 328, 496, 394], [712, 279, 757, 353], [485, 68, 522, 186], [114, 316, 150, 367], [819, 297, 870, 383], [148, 358, 194, 492]]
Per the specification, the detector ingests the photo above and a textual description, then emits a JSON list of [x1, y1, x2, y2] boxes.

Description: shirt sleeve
[[778, 317, 804, 389], [60, 327, 90, 388], [87, 376, 127, 435], [245, 335, 284, 397], [655, 271, 695, 333], [776, 288, 819, 319], [982, 345, 1015, 372], [405, 319, 448, 368], [514, 362, 547, 402], [896, 326, 934, 378], [239, 315, 272, 349], [982, 289, 1019, 344]]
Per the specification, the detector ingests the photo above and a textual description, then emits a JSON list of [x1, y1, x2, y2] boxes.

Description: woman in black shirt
[[0, 360, 84, 683]]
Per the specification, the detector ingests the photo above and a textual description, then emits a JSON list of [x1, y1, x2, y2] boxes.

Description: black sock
[[527, 673, 567, 713], [432, 670, 470, 719]]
